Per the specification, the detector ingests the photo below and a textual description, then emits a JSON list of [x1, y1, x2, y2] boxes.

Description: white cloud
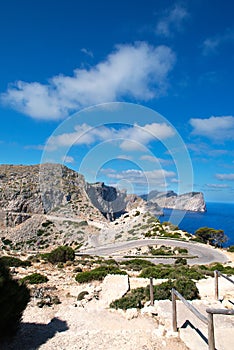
[[187, 142, 228, 156], [106, 168, 175, 187], [206, 183, 229, 188], [1, 42, 175, 120], [62, 155, 74, 163], [81, 48, 93, 57], [190, 116, 234, 140], [47, 122, 175, 151], [216, 173, 234, 181], [156, 4, 189, 37], [116, 155, 133, 161], [140, 155, 172, 165]]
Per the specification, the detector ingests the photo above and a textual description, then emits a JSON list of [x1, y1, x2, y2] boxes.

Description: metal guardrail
[[171, 287, 234, 350]]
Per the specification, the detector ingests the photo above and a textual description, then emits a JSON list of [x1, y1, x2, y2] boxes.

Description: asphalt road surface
[[79, 239, 229, 265]]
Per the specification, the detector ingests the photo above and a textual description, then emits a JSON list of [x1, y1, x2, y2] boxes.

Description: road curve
[[80, 239, 229, 265]]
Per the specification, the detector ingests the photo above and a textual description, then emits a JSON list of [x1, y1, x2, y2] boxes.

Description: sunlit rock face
[[141, 190, 206, 212]]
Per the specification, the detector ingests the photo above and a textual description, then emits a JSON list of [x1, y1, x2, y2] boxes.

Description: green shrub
[[227, 245, 234, 252], [139, 264, 205, 280], [119, 259, 155, 271], [175, 258, 187, 265], [148, 278, 199, 301], [0, 256, 31, 268], [75, 265, 127, 283], [110, 287, 145, 310], [110, 277, 199, 310], [77, 291, 89, 300], [0, 260, 30, 338], [2, 239, 12, 246], [41, 220, 53, 228], [208, 263, 234, 275], [57, 262, 64, 268], [47, 246, 75, 264], [174, 247, 188, 254], [73, 266, 82, 273], [40, 252, 51, 261], [21, 273, 48, 284], [101, 259, 118, 266], [149, 246, 173, 256]]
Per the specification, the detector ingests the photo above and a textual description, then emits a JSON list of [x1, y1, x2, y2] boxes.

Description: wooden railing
[[214, 270, 234, 300], [171, 288, 234, 350]]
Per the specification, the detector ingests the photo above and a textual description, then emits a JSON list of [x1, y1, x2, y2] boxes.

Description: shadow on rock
[[1, 317, 68, 350]]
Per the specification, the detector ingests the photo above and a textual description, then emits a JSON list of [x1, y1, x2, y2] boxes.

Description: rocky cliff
[[0, 163, 105, 228], [141, 190, 206, 212], [0, 164, 161, 250]]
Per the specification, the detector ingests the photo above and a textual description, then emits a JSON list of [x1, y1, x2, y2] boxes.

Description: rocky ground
[[1, 247, 233, 350]]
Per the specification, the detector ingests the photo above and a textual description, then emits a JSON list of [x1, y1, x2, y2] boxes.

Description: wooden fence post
[[207, 312, 215, 350], [150, 277, 154, 306], [214, 270, 219, 300], [172, 289, 177, 332]]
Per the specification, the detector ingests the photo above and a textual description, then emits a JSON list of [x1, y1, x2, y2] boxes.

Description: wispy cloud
[[216, 173, 234, 181], [47, 122, 175, 151], [62, 155, 74, 163], [1, 42, 175, 120], [187, 142, 228, 157], [140, 155, 172, 165], [190, 116, 234, 140], [202, 29, 234, 55], [116, 155, 133, 161], [81, 48, 93, 58], [206, 183, 229, 188], [104, 168, 175, 187], [156, 4, 189, 37]]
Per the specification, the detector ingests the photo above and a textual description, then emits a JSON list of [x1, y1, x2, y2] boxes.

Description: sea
[[158, 202, 234, 247]]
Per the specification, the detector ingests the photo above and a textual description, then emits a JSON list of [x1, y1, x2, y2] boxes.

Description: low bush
[[75, 265, 127, 283], [139, 264, 205, 280], [110, 287, 145, 310], [175, 258, 187, 265], [149, 246, 173, 256], [0, 256, 31, 268], [77, 291, 89, 300], [146, 277, 199, 301], [110, 277, 200, 310], [208, 263, 234, 275], [21, 273, 48, 284], [119, 259, 155, 271], [0, 260, 30, 338], [47, 246, 75, 264], [73, 266, 82, 273], [227, 245, 234, 252], [57, 262, 64, 268], [174, 247, 188, 254]]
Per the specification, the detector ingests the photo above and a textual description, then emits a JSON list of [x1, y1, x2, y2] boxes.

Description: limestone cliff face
[[0, 163, 104, 227], [85, 182, 127, 221], [125, 194, 163, 216], [142, 190, 206, 212], [0, 163, 165, 250]]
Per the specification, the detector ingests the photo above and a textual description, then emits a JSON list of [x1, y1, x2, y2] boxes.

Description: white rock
[[125, 308, 138, 319], [140, 305, 158, 316]]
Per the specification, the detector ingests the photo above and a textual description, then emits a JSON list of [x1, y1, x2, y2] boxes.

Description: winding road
[[80, 239, 229, 265]]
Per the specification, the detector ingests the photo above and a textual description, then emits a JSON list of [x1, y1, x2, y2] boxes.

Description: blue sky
[[0, 0, 234, 202]]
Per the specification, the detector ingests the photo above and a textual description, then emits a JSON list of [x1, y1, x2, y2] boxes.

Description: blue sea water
[[159, 202, 234, 247]]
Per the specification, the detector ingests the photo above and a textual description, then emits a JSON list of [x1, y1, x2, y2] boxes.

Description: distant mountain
[[140, 190, 206, 212]]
